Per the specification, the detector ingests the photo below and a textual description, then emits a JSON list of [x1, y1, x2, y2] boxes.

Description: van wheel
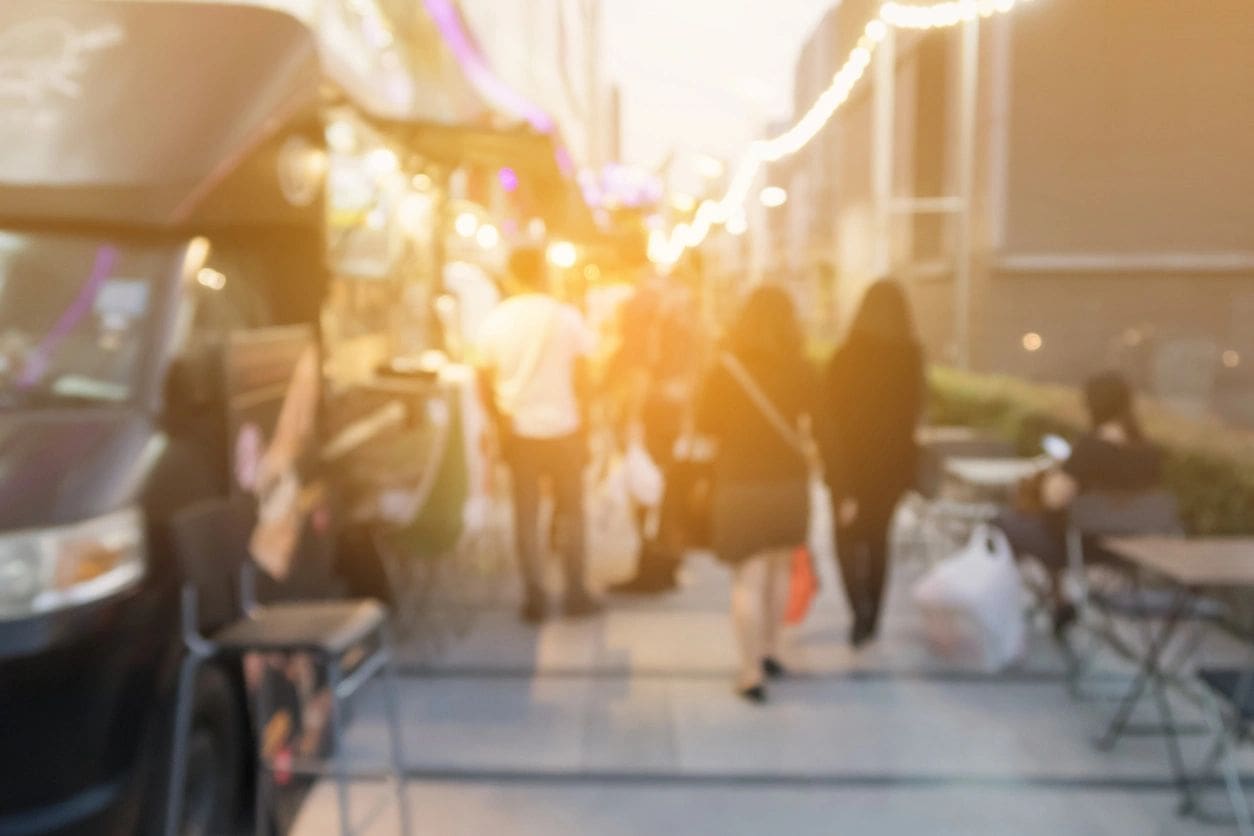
[[179, 665, 244, 836]]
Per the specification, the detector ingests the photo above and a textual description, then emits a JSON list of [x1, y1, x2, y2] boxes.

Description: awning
[[381, 120, 599, 240], [0, 0, 323, 228], [370, 0, 599, 240]]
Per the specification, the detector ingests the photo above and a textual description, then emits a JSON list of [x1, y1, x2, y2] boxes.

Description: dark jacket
[[818, 334, 924, 505], [696, 346, 814, 484]]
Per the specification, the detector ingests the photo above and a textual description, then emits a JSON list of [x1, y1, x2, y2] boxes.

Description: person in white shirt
[[476, 247, 601, 623]]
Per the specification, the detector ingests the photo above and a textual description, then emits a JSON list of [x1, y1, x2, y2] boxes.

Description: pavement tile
[[290, 781, 1219, 836], [292, 503, 1252, 834]]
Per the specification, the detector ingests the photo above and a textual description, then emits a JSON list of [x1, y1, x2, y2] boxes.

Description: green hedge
[[928, 367, 1254, 536]]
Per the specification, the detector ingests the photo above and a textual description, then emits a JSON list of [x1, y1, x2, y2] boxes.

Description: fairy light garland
[[652, 0, 1035, 265]]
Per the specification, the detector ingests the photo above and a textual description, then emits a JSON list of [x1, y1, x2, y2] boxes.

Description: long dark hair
[[727, 284, 803, 363], [849, 279, 917, 344], [1084, 371, 1144, 442]]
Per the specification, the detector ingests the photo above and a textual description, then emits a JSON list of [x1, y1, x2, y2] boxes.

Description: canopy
[[382, 120, 598, 239], [0, 1, 324, 228]]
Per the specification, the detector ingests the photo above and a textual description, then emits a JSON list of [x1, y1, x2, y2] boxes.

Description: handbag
[[784, 545, 820, 625]]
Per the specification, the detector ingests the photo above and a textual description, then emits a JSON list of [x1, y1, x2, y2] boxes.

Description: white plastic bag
[[587, 462, 642, 577], [911, 523, 1026, 672], [624, 440, 664, 508]]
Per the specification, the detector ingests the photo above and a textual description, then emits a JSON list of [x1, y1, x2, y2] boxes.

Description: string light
[[697, 155, 726, 179], [547, 241, 578, 268], [454, 212, 479, 237], [656, 0, 1033, 264], [475, 223, 501, 249], [759, 186, 788, 208]]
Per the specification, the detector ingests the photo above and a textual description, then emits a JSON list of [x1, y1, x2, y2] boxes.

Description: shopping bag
[[911, 523, 1026, 671], [784, 546, 819, 625], [587, 461, 641, 578], [624, 439, 664, 508]]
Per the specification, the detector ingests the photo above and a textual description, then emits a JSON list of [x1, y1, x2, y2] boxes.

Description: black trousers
[[506, 433, 588, 601], [833, 497, 897, 631]]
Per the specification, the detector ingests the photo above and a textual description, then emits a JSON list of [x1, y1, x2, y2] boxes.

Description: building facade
[[784, 0, 1254, 424]]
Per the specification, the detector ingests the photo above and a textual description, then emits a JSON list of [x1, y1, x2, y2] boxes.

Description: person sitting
[[996, 371, 1164, 637]]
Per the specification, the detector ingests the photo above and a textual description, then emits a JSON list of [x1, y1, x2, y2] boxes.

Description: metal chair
[[1192, 667, 1254, 834], [1063, 492, 1222, 750], [164, 499, 411, 836]]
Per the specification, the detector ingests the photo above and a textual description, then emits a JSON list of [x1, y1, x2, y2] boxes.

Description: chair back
[[1065, 489, 1181, 605], [169, 496, 255, 637]]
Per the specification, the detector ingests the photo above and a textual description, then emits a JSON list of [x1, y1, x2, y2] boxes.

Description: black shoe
[[762, 657, 787, 679], [520, 597, 546, 625], [737, 684, 767, 704], [564, 594, 604, 619], [851, 618, 877, 648], [1052, 602, 1078, 643]]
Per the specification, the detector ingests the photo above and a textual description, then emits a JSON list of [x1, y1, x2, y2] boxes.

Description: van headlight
[[0, 509, 145, 621]]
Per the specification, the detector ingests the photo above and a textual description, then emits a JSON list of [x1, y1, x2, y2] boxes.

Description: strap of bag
[[718, 351, 806, 456], [497, 300, 562, 421]]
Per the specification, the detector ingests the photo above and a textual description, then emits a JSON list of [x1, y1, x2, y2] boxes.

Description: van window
[[0, 231, 177, 409]]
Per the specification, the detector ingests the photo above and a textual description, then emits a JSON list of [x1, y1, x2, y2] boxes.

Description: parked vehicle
[[0, 3, 365, 833]]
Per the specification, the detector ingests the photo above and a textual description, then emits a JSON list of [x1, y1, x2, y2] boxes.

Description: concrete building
[[783, 0, 1254, 423]]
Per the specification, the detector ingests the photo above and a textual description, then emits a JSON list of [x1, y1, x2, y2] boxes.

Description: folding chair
[[1063, 492, 1223, 750], [1191, 667, 1254, 834], [165, 499, 411, 836]]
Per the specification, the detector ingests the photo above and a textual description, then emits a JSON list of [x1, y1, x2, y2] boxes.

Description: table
[[1104, 537, 1254, 822], [1108, 538, 1254, 589], [916, 425, 1000, 446], [943, 455, 1050, 492]]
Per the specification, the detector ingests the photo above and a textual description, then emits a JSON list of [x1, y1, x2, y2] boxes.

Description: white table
[[943, 456, 1050, 492]]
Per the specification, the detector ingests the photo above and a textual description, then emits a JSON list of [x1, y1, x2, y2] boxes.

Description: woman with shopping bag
[[695, 286, 816, 704], [817, 279, 925, 648]]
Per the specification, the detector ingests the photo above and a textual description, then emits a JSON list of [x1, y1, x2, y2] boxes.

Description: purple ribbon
[[18, 244, 119, 389]]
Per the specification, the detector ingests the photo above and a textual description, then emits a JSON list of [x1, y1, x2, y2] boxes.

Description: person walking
[[605, 266, 706, 594], [476, 246, 602, 624], [818, 279, 925, 648], [696, 286, 814, 703]]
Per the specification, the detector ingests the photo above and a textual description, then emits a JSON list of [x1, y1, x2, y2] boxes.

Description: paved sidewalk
[[290, 532, 1242, 834]]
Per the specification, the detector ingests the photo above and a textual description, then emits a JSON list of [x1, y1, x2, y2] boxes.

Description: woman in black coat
[[696, 286, 814, 702], [819, 280, 924, 647]]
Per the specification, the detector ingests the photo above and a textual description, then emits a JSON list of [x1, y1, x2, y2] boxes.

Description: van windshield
[[0, 231, 175, 409]]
